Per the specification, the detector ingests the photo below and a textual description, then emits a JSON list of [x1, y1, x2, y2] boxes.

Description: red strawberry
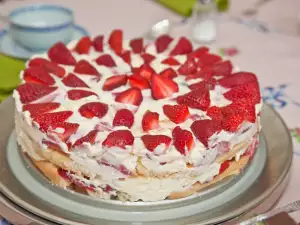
[[141, 135, 172, 152], [47, 122, 79, 141], [170, 37, 193, 55], [92, 35, 104, 52], [141, 53, 156, 64], [130, 38, 143, 53], [74, 60, 100, 76], [188, 78, 217, 91], [34, 111, 73, 131], [62, 73, 88, 88], [159, 68, 177, 79], [67, 90, 97, 100], [191, 119, 221, 147], [188, 46, 209, 59], [163, 104, 190, 124], [102, 130, 134, 149], [120, 50, 131, 64], [197, 53, 222, 68], [74, 130, 98, 146], [23, 67, 55, 85], [222, 113, 244, 132], [29, 58, 65, 78], [185, 68, 213, 81], [74, 36, 92, 54], [177, 89, 210, 111], [48, 42, 76, 65], [219, 161, 230, 174], [218, 72, 257, 88], [113, 109, 134, 128], [102, 75, 128, 91], [100, 161, 132, 176], [79, 102, 108, 119], [161, 57, 180, 66], [115, 87, 143, 106], [223, 102, 256, 124], [178, 58, 197, 75], [142, 111, 159, 131], [23, 102, 60, 117], [206, 106, 223, 121], [16, 83, 57, 104], [209, 60, 233, 77], [95, 54, 116, 67], [135, 64, 155, 81], [172, 126, 194, 155], [128, 74, 150, 90], [150, 74, 179, 100], [108, 29, 123, 55], [155, 35, 173, 53]]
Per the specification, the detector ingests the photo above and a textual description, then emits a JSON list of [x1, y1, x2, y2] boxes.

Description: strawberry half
[[79, 102, 108, 119], [92, 35, 104, 52], [16, 83, 57, 104], [172, 126, 194, 155], [161, 57, 180, 66], [163, 104, 190, 124], [115, 87, 143, 106], [47, 122, 79, 142], [159, 68, 177, 79], [141, 134, 172, 152], [206, 106, 223, 121], [23, 102, 60, 117], [73, 130, 98, 147], [113, 109, 134, 128], [74, 36, 92, 54], [62, 73, 88, 88], [120, 50, 131, 65], [95, 54, 116, 67], [67, 90, 97, 100], [135, 64, 155, 81], [150, 74, 179, 100], [218, 72, 257, 88], [34, 111, 73, 132], [142, 111, 159, 131], [178, 58, 197, 75], [23, 67, 55, 86], [196, 53, 222, 68], [108, 29, 123, 55], [74, 60, 100, 76], [128, 74, 150, 90], [188, 46, 209, 59], [48, 42, 76, 65], [141, 53, 156, 64], [188, 78, 217, 91], [102, 130, 134, 149], [155, 35, 173, 53], [130, 38, 143, 53], [209, 60, 233, 77], [102, 75, 128, 91], [185, 68, 213, 81], [177, 89, 210, 111], [29, 58, 65, 78], [170, 37, 193, 55]]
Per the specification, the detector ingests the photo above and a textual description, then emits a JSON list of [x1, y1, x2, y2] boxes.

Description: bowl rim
[[8, 4, 74, 32]]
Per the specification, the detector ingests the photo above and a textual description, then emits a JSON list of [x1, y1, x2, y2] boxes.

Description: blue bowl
[[8, 4, 74, 51]]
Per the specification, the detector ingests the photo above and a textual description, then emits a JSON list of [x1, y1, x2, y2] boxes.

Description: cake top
[[13, 29, 261, 158]]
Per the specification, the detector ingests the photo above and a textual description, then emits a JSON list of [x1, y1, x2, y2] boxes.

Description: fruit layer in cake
[[13, 29, 262, 202]]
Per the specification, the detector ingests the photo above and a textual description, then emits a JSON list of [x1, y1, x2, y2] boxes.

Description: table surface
[[1, 0, 300, 224]]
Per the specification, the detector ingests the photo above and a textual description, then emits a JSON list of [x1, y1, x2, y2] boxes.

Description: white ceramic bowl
[[8, 4, 74, 51]]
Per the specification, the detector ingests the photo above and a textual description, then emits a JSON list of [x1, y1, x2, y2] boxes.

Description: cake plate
[[0, 97, 293, 225]]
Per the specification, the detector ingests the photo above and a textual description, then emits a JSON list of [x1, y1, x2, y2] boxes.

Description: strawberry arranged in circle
[[23, 102, 60, 117], [47, 122, 79, 142], [34, 111, 73, 132], [170, 37, 193, 55], [155, 34, 173, 53], [74, 60, 100, 76], [113, 109, 134, 128], [115, 87, 143, 106], [135, 64, 155, 81], [92, 35, 104, 52], [150, 74, 179, 100], [159, 68, 177, 79], [74, 36, 92, 54], [188, 78, 217, 91], [196, 53, 222, 68], [29, 58, 65, 78], [120, 50, 131, 65], [102, 75, 128, 91], [48, 42, 76, 65], [23, 67, 55, 85], [74, 130, 98, 147], [62, 73, 89, 88], [108, 29, 123, 55], [188, 46, 209, 59], [161, 57, 180, 66], [218, 72, 257, 88], [178, 58, 197, 75], [172, 126, 194, 155], [95, 54, 117, 67], [142, 111, 159, 131], [16, 83, 57, 104], [67, 90, 97, 100], [163, 104, 190, 124], [102, 130, 134, 149], [79, 102, 108, 119], [208, 60, 233, 77], [141, 134, 172, 152], [177, 89, 210, 111], [130, 38, 143, 53], [128, 74, 150, 90], [141, 53, 156, 64]]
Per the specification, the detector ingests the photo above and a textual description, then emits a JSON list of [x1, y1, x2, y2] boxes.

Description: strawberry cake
[[13, 29, 262, 202]]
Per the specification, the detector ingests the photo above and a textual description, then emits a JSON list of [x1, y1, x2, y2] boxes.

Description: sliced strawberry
[[219, 161, 230, 174], [23, 67, 55, 85], [142, 111, 159, 131], [222, 102, 256, 124], [155, 35, 173, 53], [185, 68, 213, 81], [128, 74, 150, 90], [141, 135, 172, 152], [170, 37, 193, 55], [102, 130, 134, 149], [23, 102, 60, 117], [206, 106, 223, 121], [161, 57, 180, 66], [188, 46, 209, 59], [172, 126, 194, 155], [16, 83, 57, 104], [92, 35, 104, 52], [34, 111, 73, 132], [100, 161, 132, 176], [48, 122, 79, 141], [196, 53, 222, 68], [177, 89, 210, 111], [48, 42, 76, 65], [150, 74, 178, 100], [222, 113, 244, 132], [115, 87, 143, 106], [163, 104, 190, 124], [178, 58, 197, 75], [79, 102, 108, 119], [62, 73, 88, 88], [218, 72, 257, 88], [209, 60, 233, 77], [188, 78, 217, 91], [102, 75, 128, 91], [113, 109, 134, 128], [190, 119, 221, 147], [95, 54, 116, 67], [141, 53, 156, 64], [159, 68, 177, 79], [74, 36, 92, 54], [130, 38, 143, 53], [29, 58, 65, 78], [108, 29, 123, 55], [73, 130, 98, 146], [120, 50, 131, 65], [135, 64, 155, 81], [74, 60, 100, 76], [67, 90, 97, 100]]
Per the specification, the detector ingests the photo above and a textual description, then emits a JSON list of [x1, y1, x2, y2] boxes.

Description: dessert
[[13, 29, 262, 202]]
